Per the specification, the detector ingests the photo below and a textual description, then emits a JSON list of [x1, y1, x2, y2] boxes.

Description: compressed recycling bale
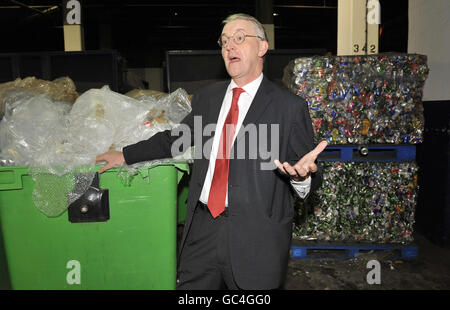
[[283, 54, 429, 145], [293, 161, 418, 244]]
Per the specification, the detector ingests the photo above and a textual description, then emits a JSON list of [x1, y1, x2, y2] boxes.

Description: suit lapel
[[194, 82, 228, 186], [236, 77, 274, 143], [205, 83, 228, 125]]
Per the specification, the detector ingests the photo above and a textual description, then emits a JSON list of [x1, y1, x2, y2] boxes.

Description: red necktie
[[207, 87, 245, 218]]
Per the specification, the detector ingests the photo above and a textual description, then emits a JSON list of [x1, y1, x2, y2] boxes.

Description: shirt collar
[[228, 73, 264, 100]]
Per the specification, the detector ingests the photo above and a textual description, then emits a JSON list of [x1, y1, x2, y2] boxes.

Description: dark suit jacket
[[123, 76, 322, 289]]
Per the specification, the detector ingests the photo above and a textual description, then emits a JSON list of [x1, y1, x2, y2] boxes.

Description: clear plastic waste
[[0, 90, 72, 169], [0, 84, 192, 217], [125, 89, 168, 100], [0, 76, 78, 117]]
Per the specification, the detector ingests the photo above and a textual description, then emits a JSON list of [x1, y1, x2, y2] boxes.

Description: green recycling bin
[[0, 163, 188, 290], [0, 227, 11, 289]]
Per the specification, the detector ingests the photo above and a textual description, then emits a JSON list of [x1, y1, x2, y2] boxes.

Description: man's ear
[[258, 40, 269, 57]]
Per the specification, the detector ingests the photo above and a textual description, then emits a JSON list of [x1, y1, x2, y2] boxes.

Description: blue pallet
[[290, 243, 418, 260], [318, 145, 416, 162]]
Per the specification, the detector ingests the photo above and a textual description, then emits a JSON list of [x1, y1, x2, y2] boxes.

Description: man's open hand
[[274, 140, 328, 181]]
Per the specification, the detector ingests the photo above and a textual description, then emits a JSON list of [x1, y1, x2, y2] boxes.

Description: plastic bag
[[135, 87, 192, 125], [68, 86, 151, 154], [0, 84, 192, 217], [125, 89, 168, 100], [0, 76, 78, 117], [0, 89, 71, 168]]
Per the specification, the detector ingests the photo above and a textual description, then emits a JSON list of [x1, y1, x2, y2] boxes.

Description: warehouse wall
[[408, 0, 450, 101], [127, 68, 164, 92], [409, 0, 450, 247]]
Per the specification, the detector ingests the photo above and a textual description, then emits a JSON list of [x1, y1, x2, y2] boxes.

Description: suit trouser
[[176, 201, 239, 290]]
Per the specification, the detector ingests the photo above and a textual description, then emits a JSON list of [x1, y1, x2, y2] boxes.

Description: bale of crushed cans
[[284, 53, 428, 243], [293, 161, 418, 244], [282, 53, 429, 145]]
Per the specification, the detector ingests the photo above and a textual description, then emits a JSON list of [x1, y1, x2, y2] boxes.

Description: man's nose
[[226, 39, 237, 51]]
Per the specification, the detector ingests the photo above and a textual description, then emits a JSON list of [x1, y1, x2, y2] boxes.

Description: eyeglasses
[[217, 30, 264, 48]]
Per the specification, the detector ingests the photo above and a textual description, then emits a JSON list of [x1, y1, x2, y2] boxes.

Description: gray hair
[[222, 13, 268, 43]]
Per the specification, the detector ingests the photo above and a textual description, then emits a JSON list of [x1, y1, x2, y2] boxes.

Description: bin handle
[[0, 168, 24, 191], [174, 163, 190, 184]]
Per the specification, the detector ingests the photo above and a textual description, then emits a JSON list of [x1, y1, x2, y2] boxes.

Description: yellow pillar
[[63, 25, 84, 51], [337, 0, 379, 56]]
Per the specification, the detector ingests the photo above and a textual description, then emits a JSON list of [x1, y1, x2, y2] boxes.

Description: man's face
[[221, 19, 268, 85]]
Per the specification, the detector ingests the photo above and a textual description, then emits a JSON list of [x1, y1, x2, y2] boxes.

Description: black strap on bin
[[68, 172, 110, 223]]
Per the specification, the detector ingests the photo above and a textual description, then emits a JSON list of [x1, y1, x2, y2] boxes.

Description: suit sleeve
[[286, 95, 323, 193], [122, 92, 199, 165]]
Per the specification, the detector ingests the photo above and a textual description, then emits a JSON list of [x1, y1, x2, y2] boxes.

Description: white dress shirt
[[199, 74, 311, 206]]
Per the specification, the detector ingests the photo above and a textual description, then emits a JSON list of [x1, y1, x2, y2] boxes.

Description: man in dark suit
[[96, 13, 326, 290]]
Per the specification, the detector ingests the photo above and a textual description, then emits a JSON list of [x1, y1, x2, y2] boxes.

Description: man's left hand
[[274, 140, 328, 182]]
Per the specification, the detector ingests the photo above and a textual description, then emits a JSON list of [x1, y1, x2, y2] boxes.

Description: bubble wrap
[[283, 54, 429, 144], [0, 86, 192, 217]]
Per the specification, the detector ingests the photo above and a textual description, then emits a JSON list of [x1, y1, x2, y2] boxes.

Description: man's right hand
[[95, 150, 126, 173]]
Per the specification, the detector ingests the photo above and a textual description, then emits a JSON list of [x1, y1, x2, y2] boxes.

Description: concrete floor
[[2, 230, 449, 290], [176, 226, 450, 290], [283, 233, 450, 290]]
